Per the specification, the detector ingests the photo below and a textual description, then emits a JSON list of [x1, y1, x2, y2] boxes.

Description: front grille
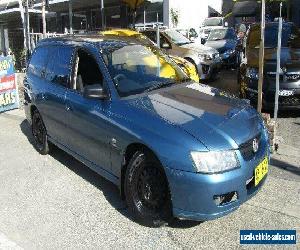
[[279, 95, 300, 106], [239, 133, 261, 161], [267, 72, 300, 81], [212, 53, 219, 59]]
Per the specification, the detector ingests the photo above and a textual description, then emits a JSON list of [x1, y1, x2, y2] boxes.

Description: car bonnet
[[180, 42, 218, 54], [126, 83, 263, 151]]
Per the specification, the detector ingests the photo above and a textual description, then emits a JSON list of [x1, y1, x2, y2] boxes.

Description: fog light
[[214, 191, 238, 206]]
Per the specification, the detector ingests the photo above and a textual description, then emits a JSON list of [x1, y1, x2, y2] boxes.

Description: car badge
[[252, 138, 259, 153]]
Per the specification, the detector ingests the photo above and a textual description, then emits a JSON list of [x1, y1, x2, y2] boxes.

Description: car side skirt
[[48, 136, 119, 186]]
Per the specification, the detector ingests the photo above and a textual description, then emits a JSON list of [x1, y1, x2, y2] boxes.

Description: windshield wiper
[[145, 81, 175, 93]]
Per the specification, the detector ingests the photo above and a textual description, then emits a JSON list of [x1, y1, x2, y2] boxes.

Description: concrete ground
[[0, 70, 299, 249]]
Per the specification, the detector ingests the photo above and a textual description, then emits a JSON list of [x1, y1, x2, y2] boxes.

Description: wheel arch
[[27, 105, 38, 124], [184, 56, 201, 75], [183, 57, 196, 66], [120, 142, 169, 200], [30, 105, 38, 117]]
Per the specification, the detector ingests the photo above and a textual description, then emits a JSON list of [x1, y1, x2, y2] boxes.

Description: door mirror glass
[[83, 84, 107, 100]]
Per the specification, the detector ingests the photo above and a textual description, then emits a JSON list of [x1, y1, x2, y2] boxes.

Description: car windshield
[[100, 42, 188, 97], [208, 29, 236, 41], [164, 30, 192, 46], [203, 18, 223, 27], [248, 23, 300, 49]]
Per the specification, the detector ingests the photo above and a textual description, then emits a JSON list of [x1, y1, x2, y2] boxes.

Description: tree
[[170, 8, 179, 28]]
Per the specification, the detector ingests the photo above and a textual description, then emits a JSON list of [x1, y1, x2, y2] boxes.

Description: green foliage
[[170, 8, 179, 28], [12, 48, 27, 72]]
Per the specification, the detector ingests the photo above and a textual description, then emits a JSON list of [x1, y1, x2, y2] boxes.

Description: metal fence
[[29, 32, 66, 50]]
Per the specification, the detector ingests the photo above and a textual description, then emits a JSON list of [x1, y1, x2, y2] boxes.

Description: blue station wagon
[[24, 35, 270, 227]]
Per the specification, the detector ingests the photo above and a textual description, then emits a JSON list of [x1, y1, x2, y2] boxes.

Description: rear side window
[[143, 31, 170, 48], [248, 24, 300, 49], [28, 47, 49, 77], [46, 46, 75, 87]]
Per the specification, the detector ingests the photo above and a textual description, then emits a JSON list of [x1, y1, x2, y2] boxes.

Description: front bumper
[[220, 52, 237, 67], [243, 77, 300, 110], [165, 137, 270, 221], [198, 59, 222, 80]]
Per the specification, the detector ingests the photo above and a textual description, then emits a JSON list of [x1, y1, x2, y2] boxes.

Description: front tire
[[124, 151, 172, 227], [31, 110, 50, 155]]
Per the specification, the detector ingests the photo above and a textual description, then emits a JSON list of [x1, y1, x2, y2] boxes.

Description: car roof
[[37, 34, 150, 50]]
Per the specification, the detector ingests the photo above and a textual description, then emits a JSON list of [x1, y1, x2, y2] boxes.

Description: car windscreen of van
[[208, 29, 236, 41], [101, 43, 188, 97], [164, 30, 191, 46], [248, 24, 300, 49], [203, 18, 223, 27]]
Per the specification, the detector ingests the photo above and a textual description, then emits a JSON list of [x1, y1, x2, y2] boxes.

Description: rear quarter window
[[28, 46, 49, 77], [46, 46, 75, 87]]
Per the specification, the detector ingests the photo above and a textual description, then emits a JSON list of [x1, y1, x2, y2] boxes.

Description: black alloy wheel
[[32, 110, 50, 155], [125, 151, 172, 227]]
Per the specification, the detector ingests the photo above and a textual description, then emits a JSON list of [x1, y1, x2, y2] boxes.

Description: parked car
[[199, 17, 228, 44], [100, 29, 199, 82], [24, 35, 270, 227], [142, 29, 222, 80], [239, 22, 300, 110], [205, 28, 239, 68]]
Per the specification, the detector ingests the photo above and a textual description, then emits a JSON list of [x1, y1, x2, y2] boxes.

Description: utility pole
[[273, 2, 283, 151], [101, 0, 105, 30], [42, 0, 46, 37], [257, 0, 266, 113], [286, 0, 291, 21], [69, 0, 73, 34], [25, 0, 31, 54]]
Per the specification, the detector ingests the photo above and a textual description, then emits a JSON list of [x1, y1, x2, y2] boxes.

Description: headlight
[[198, 53, 212, 61], [190, 151, 240, 173], [246, 67, 259, 80]]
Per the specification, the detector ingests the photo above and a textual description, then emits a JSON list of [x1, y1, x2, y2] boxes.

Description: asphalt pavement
[[0, 70, 299, 249]]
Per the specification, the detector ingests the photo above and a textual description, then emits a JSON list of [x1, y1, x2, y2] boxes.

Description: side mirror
[[161, 43, 171, 49], [83, 84, 107, 100], [224, 22, 228, 27]]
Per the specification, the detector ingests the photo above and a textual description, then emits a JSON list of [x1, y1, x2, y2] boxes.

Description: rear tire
[[31, 110, 50, 155], [124, 150, 172, 227]]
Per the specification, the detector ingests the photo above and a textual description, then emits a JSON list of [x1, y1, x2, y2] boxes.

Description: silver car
[[142, 29, 221, 80]]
